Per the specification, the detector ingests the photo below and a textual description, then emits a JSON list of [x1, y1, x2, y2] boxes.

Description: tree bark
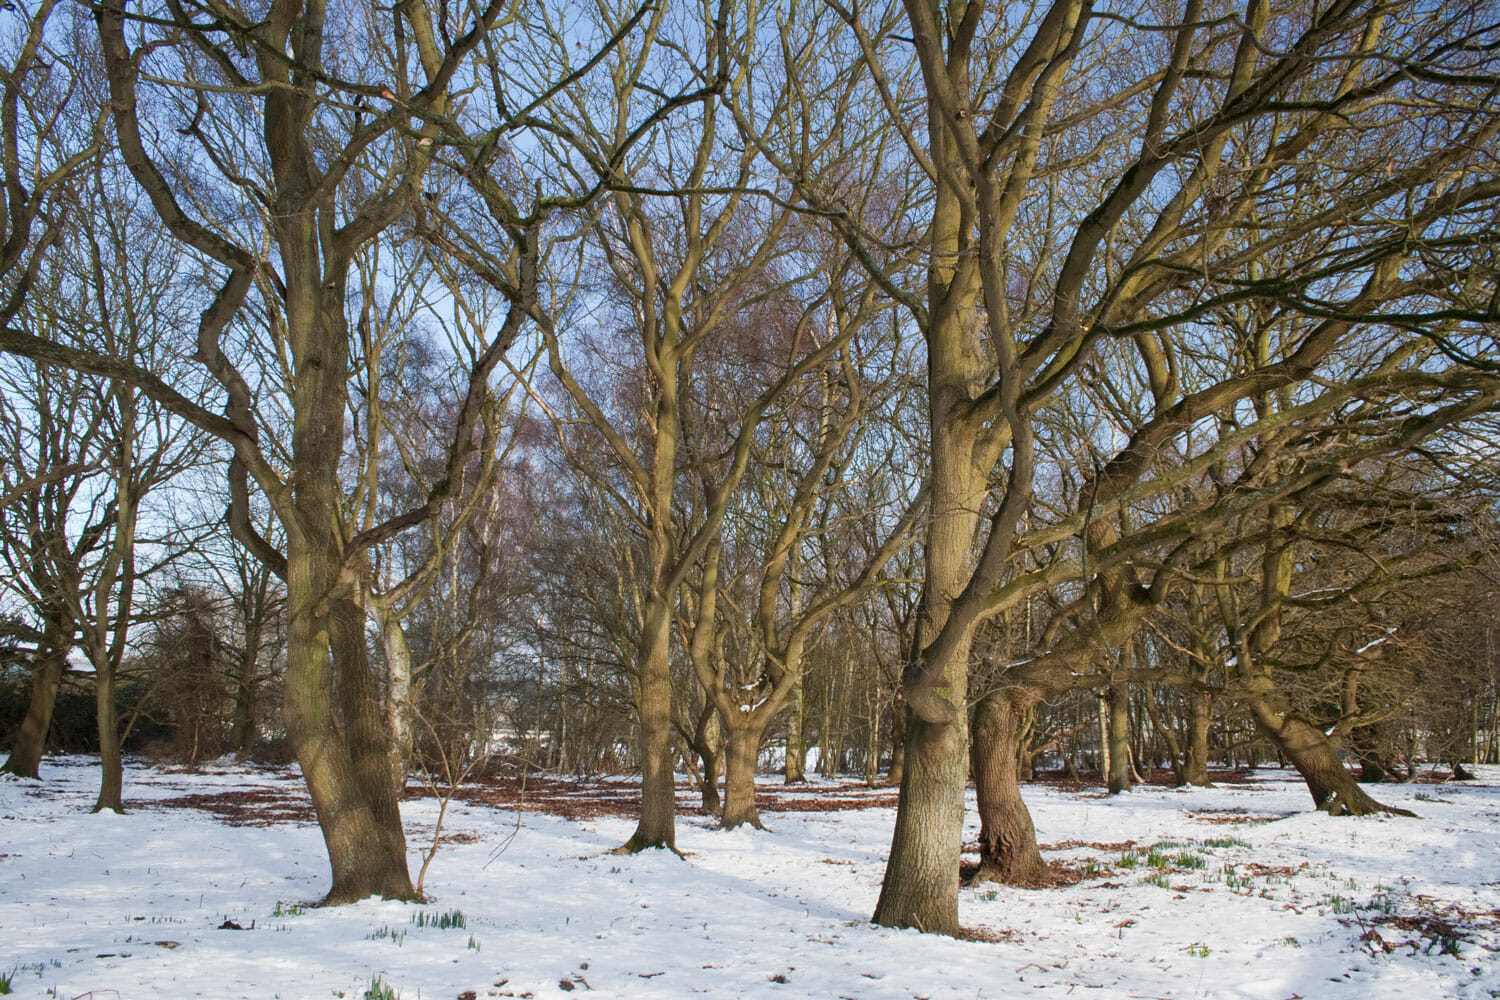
[[376, 603, 415, 793], [884, 701, 905, 787], [2, 629, 66, 779], [1184, 689, 1212, 787], [283, 562, 417, 902], [784, 673, 807, 784], [688, 701, 723, 814], [1106, 681, 1132, 794], [92, 653, 123, 813], [720, 717, 767, 830], [968, 688, 1050, 886], [1246, 696, 1411, 816], [617, 598, 677, 853]]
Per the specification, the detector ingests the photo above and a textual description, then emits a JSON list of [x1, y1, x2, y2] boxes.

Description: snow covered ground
[[2, 757, 1497, 999]]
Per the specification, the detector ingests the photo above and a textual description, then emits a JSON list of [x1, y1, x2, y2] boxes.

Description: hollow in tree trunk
[[2, 631, 66, 779], [968, 688, 1050, 886]]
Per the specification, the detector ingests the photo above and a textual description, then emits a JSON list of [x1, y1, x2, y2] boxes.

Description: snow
[[3, 758, 1499, 999]]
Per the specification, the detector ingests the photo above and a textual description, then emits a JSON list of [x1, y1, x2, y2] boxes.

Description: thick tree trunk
[[720, 718, 767, 830], [968, 688, 1049, 886], [1351, 726, 1390, 783], [784, 674, 807, 784], [873, 708, 968, 933], [617, 600, 677, 853], [2, 643, 65, 779], [283, 544, 417, 903], [92, 657, 123, 813], [1247, 699, 1412, 816]]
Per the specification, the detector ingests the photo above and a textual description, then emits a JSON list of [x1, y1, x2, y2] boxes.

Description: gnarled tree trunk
[[968, 688, 1049, 886], [1245, 694, 1410, 817]]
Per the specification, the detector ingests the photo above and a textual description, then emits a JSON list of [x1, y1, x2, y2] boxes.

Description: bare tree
[[740, 0, 1500, 932]]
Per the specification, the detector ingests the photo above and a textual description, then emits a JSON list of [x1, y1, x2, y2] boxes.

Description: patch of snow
[[1, 757, 1497, 998]]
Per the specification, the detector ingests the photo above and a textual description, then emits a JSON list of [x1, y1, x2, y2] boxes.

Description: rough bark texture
[[617, 602, 677, 853], [968, 688, 1050, 886], [884, 705, 905, 787], [2, 641, 65, 779], [284, 570, 417, 903], [874, 709, 968, 933], [720, 721, 767, 830]]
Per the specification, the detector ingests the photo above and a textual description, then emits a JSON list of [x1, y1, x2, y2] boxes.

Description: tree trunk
[[873, 707, 968, 933], [884, 699, 905, 787], [617, 599, 677, 853], [2, 641, 65, 779], [377, 604, 415, 793], [784, 673, 807, 784], [230, 644, 260, 757], [968, 688, 1049, 886], [283, 542, 418, 903], [1184, 689, 1211, 786], [690, 702, 723, 814], [1246, 698, 1412, 816], [720, 716, 767, 830], [1107, 681, 1132, 794], [92, 655, 123, 813]]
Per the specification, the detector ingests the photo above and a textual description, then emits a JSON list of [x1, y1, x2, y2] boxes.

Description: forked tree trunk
[[2, 641, 66, 779], [968, 688, 1049, 886], [689, 703, 723, 814], [617, 601, 677, 853]]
